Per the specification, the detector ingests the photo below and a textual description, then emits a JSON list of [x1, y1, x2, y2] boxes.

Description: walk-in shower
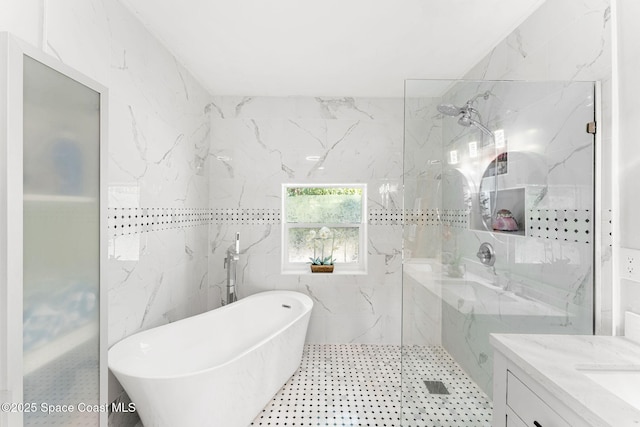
[[402, 79, 596, 426]]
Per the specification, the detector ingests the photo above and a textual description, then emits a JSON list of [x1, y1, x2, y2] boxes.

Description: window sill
[[281, 268, 368, 276]]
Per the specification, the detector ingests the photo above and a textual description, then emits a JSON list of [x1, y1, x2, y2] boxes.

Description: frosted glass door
[[22, 55, 100, 425]]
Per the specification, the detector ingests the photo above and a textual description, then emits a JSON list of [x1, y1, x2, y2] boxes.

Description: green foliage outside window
[[285, 187, 363, 224], [284, 186, 364, 266], [286, 187, 362, 197]]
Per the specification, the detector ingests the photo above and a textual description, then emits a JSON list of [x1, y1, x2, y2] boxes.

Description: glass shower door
[[402, 79, 595, 426]]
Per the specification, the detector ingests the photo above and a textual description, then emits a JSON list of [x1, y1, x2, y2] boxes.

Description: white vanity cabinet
[[491, 331, 640, 427], [493, 346, 590, 427]]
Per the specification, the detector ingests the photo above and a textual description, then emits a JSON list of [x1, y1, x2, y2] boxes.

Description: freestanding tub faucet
[[223, 232, 240, 305]]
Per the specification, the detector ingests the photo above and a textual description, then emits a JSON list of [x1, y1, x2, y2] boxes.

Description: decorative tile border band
[[108, 207, 212, 236], [400, 209, 438, 226], [606, 209, 612, 247], [439, 210, 470, 229], [400, 209, 469, 229], [369, 209, 404, 225], [527, 209, 593, 244], [213, 208, 281, 224], [368, 209, 469, 228], [109, 207, 608, 246]]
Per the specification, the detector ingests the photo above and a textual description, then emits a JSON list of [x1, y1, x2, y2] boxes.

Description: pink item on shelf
[[492, 209, 519, 231]]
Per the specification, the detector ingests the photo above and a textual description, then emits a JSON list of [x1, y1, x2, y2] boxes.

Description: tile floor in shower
[[23, 339, 99, 426], [251, 344, 492, 427]]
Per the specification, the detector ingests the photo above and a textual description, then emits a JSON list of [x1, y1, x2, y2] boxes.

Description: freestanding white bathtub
[[108, 290, 313, 427]]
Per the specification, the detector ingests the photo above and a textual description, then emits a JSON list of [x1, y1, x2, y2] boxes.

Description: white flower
[[306, 230, 316, 241], [318, 226, 331, 239]]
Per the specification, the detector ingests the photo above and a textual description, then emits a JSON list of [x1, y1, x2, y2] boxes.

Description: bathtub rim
[[108, 290, 313, 380]]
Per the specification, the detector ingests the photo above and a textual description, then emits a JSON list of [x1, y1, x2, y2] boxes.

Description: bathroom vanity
[[491, 328, 640, 426]]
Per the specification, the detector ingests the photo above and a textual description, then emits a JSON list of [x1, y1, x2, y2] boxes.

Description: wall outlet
[[620, 247, 640, 283]]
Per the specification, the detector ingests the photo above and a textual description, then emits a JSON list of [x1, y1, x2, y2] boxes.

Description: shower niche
[[474, 186, 526, 235], [472, 152, 526, 236]]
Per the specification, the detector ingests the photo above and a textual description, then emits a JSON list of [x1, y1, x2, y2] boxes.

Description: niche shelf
[[472, 187, 526, 236]]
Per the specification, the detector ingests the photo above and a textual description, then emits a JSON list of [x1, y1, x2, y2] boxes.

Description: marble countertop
[[491, 333, 640, 426]]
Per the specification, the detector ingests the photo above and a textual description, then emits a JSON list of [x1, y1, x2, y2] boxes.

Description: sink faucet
[[223, 232, 240, 305]]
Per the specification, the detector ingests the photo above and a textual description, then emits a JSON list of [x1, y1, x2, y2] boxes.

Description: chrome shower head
[[437, 104, 462, 117]]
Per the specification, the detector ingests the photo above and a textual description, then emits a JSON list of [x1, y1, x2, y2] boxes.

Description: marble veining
[[209, 95, 403, 344], [35, 0, 215, 349], [315, 97, 375, 120]]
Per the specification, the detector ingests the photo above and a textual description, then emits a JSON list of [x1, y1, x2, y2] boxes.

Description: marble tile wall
[[41, 0, 212, 346], [207, 96, 404, 344]]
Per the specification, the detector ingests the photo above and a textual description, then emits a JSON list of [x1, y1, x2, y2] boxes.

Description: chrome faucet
[[476, 242, 496, 266], [222, 232, 240, 305]]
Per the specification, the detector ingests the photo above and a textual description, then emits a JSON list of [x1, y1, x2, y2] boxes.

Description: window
[[282, 184, 367, 273]]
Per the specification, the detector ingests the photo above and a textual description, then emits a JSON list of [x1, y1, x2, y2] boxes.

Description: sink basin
[[576, 365, 640, 410]]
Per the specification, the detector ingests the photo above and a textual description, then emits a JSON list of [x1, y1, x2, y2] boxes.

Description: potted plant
[[308, 226, 335, 273]]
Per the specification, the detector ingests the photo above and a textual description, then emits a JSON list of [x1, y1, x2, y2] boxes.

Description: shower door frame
[[0, 32, 109, 427]]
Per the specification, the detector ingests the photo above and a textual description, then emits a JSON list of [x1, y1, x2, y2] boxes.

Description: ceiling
[[119, 0, 546, 98]]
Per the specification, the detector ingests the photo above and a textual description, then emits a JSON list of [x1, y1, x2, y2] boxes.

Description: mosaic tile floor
[[251, 344, 492, 427], [23, 338, 100, 426], [401, 346, 493, 427]]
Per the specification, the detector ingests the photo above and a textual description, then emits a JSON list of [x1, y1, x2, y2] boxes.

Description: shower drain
[[423, 380, 450, 395]]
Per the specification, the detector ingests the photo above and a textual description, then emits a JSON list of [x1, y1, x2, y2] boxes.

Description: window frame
[[281, 183, 367, 274]]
